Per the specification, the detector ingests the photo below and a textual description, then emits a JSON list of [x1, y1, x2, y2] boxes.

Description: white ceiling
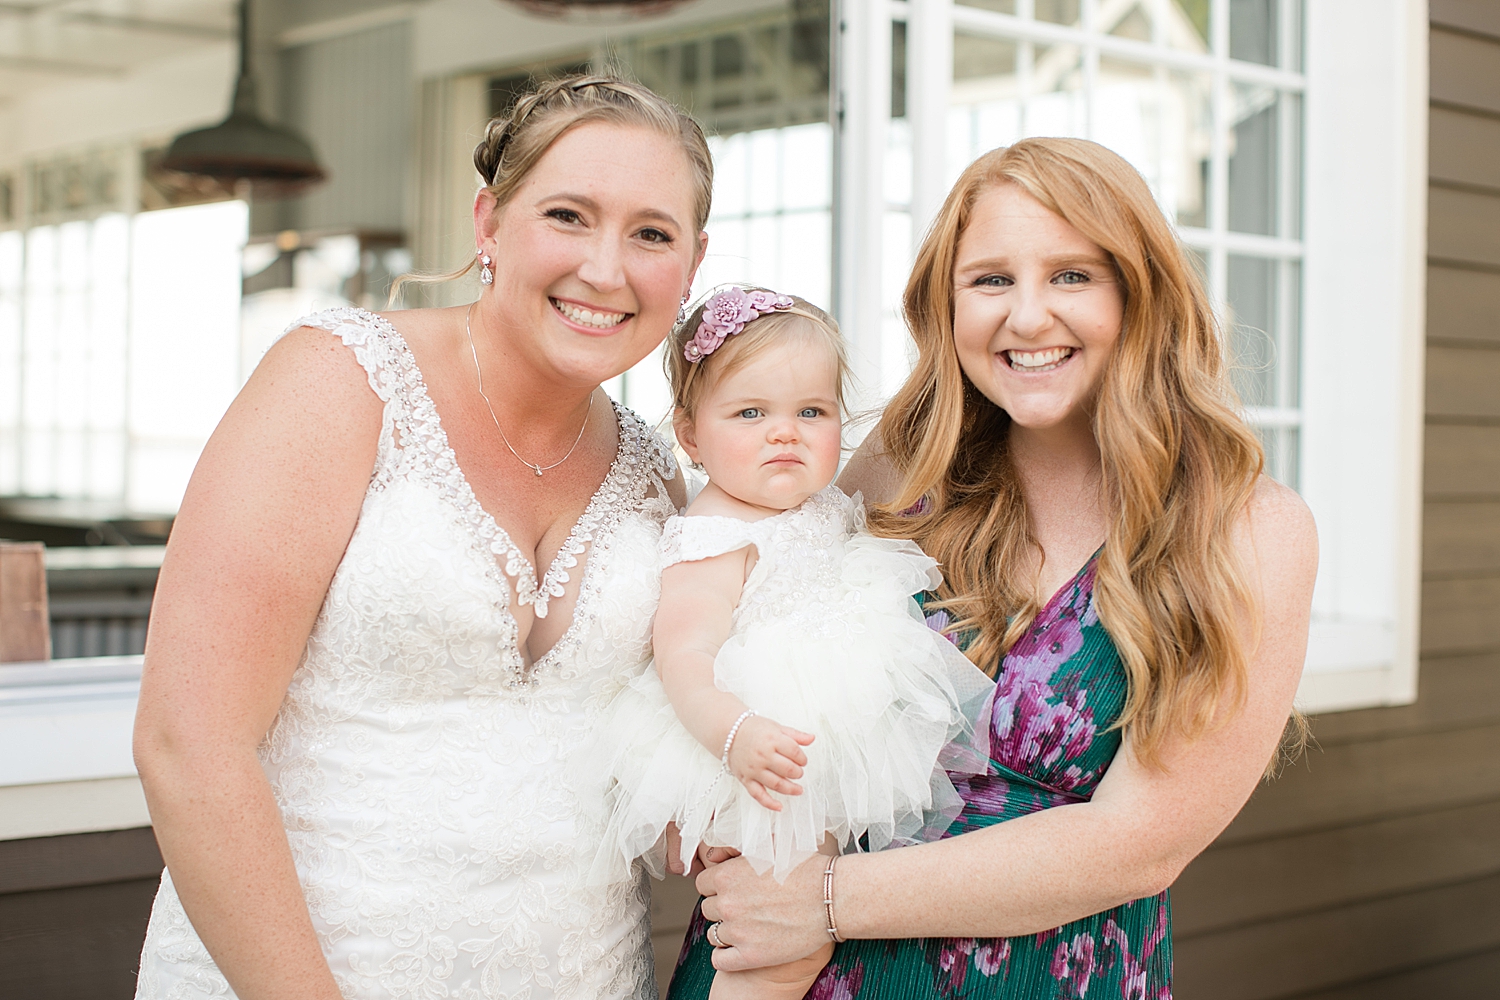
[[0, 0, 237, 103]]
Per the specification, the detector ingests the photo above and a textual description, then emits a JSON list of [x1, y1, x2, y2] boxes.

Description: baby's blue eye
[[799, 407, 821, 419], [738, 408, 762, 419]]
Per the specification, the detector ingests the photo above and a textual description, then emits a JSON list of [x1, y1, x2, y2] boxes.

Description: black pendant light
[[160, 0, 325, 196]]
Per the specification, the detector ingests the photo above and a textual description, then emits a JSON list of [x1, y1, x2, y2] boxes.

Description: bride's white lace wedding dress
[[135, 307, 675, 1000]]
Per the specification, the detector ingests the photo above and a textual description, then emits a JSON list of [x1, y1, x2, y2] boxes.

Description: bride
[[131, 75, 710, 1000]]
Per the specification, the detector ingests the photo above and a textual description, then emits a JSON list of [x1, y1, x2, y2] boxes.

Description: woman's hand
[[664, 827, 742, 876], [727, 715, 815, 810], [697, 853, 827, 972]]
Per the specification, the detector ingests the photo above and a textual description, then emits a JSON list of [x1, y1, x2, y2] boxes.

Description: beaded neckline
[[301, 307, 673, 671]]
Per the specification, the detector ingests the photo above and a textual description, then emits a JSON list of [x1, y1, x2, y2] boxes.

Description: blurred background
[[0, 1, 1496, 998]]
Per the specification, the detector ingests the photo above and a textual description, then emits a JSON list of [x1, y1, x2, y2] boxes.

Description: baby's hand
[[726, 715, 815, 811]]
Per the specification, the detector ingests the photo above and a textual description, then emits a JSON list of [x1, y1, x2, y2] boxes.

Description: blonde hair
[[870, 138, 1266, 765], [393, 73, 712, 300], [667, 288, 851, 421]]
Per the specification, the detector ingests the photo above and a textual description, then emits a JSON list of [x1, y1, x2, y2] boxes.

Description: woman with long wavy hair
[[668, 137, 1316, 998]]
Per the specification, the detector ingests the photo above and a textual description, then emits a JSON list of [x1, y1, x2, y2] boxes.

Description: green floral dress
[[667, 552, 1172, 999]]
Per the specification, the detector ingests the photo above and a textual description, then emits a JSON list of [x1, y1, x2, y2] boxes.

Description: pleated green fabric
[[668, 553, 1173, 999]]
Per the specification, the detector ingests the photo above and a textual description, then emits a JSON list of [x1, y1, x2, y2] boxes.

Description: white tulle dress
[[590, 486, 994, 884]]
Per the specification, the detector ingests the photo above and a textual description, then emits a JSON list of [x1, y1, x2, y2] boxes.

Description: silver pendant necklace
[[465, 303, 593, 477]]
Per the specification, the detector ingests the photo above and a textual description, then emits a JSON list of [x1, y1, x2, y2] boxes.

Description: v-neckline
[[1036, 544, 1104, 616], [365, 310, 634, 670]]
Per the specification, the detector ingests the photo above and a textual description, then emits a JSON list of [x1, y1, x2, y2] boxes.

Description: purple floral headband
[[682, 286, 796, 363]]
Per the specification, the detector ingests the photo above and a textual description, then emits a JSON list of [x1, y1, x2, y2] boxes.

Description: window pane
[[128, 201, 247, 513], [1169, 1, 1212, 52], [1227, 83, 1278, 235], [23, 226, 58, 496], [1258, 426, 1299, 488], [1281, 91, 1302, 239], [0, 230, 20, 495], [626, 3, 829, 135], [1025, 43, 1087, 138], [954, 31, 1018, 85], [1228, 0, 1302, 70], [1229, 0, 1276, 66], [950, 32, 1022, 170], [1035, 0, 1081, 26], [1093, 59, 1213, 228], [1107, 2, 1153, 42], [1226, 87, 1299, 239], [1227, 254, 1295, 409]]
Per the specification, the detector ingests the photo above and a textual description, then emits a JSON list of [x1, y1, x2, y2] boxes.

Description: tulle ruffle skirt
[[590, 533, 993, 883]]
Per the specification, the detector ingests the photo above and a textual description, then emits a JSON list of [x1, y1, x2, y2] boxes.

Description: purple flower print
[[1050, 932, 1097, 998], [1101, 902, 1169, 1000], [974, 939, 1011, 977], [807, 958, 865, 1000], [924, 609, 962, 647], [988, 564, 1101, 790], [951, 774, 1010, 816], [936, 938, 975, 994], [900, 495, 932, 517]]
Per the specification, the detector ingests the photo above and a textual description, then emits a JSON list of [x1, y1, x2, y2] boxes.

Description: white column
[[831, 0, 890, 405], [1297, 0, 1427, 710], [907, 0, 952, 246]]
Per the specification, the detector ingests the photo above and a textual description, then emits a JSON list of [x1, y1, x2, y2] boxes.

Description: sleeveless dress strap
[[660, 515, 772, 569], [288, 307, 417, 405], [288, 306, 429, 492]]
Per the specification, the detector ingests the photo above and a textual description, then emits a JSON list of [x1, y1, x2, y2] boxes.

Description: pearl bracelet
[[823, 854, 844, 943], [721, 709, 757, 772]]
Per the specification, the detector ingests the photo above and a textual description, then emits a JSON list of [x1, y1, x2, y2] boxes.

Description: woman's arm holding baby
[[655, 552, 815, 810]]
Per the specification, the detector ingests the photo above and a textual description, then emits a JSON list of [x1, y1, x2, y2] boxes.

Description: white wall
[[0, 43, 236, 167]]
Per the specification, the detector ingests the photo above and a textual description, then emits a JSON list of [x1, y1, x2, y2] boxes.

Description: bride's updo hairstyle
[[666, 287, 850, 422], [476, 73, 713, 234], [396, 73, 712, 296], [870, 138, 1265, 765]]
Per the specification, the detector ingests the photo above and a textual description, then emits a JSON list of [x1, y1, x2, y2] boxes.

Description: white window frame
[[832, 0, 1428, 713]]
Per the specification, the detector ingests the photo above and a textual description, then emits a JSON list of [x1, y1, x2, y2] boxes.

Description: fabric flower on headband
[[684, 287, 796, 362]]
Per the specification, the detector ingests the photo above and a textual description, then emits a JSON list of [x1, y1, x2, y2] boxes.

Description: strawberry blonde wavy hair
[[869, 138, 1265, 765]]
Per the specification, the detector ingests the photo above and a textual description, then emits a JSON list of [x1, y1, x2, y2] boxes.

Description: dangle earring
[[676, 292, 691, 327], [477, 249, 494, 286]]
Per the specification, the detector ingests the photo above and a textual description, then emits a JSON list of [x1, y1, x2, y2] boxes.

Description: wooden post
[[0, 541, 50, 663]]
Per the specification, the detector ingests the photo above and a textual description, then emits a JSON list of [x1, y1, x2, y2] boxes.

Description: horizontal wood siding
[[1174, 13, 1500, 996], [0, 827, 162, 1000]]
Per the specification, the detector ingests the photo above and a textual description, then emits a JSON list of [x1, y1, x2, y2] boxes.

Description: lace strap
[[660, 514, 771, 568], [288, 306, 417, 408]]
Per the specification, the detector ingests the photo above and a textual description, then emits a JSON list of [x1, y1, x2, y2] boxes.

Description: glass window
[[0, 202, 247, 513]]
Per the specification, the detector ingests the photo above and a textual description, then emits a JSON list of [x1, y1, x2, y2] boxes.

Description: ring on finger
[[707, 922, 728, 949]]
